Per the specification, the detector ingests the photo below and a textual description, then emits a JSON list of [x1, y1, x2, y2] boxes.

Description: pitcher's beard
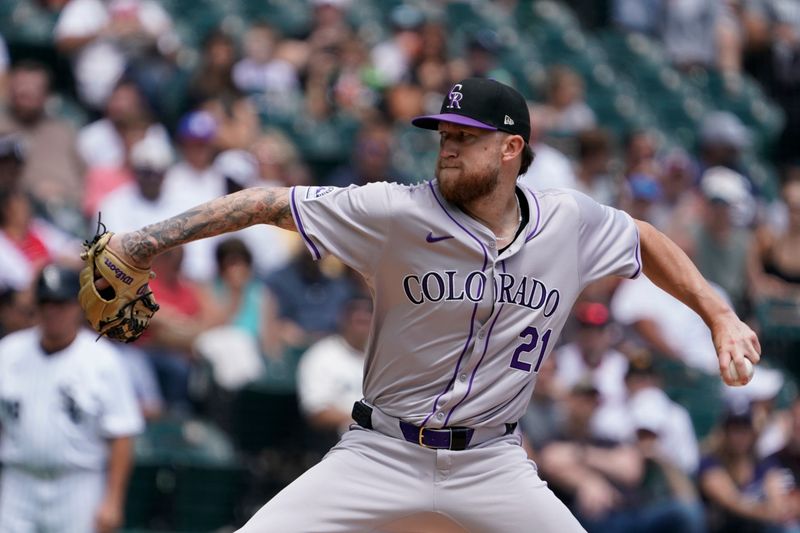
[[436, 164, 500, 206]]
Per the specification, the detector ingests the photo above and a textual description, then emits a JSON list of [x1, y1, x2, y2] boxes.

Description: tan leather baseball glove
[[79, 229, 159, 343]]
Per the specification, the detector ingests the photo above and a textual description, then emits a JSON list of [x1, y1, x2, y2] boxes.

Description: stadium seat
[[125, 416, 245, 531]]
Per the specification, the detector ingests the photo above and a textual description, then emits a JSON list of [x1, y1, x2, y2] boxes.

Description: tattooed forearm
[[121, 187, 294, 266]]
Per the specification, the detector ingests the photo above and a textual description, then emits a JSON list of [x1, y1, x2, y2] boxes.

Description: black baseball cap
[[36, 264, 80, 303], [412, 78, 531, 141]]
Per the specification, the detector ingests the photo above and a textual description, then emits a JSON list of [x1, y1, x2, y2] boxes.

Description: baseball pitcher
[[79, 78, 760, 532]]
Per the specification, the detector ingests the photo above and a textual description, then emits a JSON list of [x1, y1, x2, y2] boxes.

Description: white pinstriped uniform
[[239, 181, 641, 532], [0, 328, 143, 533]]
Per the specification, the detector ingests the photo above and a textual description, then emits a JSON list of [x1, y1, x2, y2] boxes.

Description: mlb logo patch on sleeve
[[305, 186, 336, 200]]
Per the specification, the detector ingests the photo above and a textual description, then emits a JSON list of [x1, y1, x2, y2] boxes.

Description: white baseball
[[727, 358, 754, 385]]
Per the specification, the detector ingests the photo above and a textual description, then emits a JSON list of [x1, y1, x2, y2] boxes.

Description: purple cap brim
[[411, 113, 498, 131]]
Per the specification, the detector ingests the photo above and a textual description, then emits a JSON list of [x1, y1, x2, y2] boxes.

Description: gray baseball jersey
[[290, 180, 640, 429]]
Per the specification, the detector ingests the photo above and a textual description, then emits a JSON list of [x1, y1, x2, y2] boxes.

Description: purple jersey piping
[[444, 260, 507, 425], [525, 188, 542, 242], [290, 186, 321, 260], [422, 181, 488, 427], [630, 225, 642, 278]]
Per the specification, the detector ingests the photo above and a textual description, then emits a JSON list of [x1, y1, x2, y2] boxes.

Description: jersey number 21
[[510, 326, 552, 373]]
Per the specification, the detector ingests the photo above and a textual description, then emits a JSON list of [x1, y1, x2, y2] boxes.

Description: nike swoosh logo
[[426, 232, 454, 243]]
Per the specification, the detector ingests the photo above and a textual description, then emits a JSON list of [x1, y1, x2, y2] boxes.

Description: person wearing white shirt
[[297, 296, 372, 436], [55, 0, 177, 109], [554, 302, 631, 442], [77, 79, 171, 169], [0, 265, 143, 533], [161, 111, 226, 281], [96, 134, 176, 232], [626, 361, 700, 474], [517, 105, 578, 191], [611, 275, 725, 374]]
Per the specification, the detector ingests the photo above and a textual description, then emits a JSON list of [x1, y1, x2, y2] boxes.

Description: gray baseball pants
[[237, 427, 585, 532]]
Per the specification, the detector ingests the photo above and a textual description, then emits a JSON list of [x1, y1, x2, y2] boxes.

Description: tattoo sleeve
[[121, 187, 295, 266]]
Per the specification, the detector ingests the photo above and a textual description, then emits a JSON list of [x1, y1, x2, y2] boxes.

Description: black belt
[[351, 401, 516, 451]]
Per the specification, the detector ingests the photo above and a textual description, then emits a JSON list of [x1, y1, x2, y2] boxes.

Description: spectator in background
[[664, 0, 741, 74], [613, 0, 741, 74], [520, 354, 567, 451], [539, 380, 642, 525], [539, 379, 698, 532], [188, 29, 261, 152], [0, 184, 81, 291], [81, 115, 151, 218], [699, 407, 788, 533], [0, 61, 85, 228], [762, 397, 800, 532], [533, 65, 596, 137], [232, 22, 301, 98], [308, 0, 352, 49], [329, 35, 378, 122], [612, 0, 662, 34], [518, 104, 578, 191], [297, 295, 372, 437], [250, 128, 308, 188], [574, 128, 618, 206], [620, 174, 663, 223], [371, 4, 425, 86], [162, 110, 224, 281], [264, 250, 359, 351], [187, 237, 274, 392], [55, 0, 177, 110], [210, 238, 273, 350], [652, 149, 702, 244], [690, 167, 755, 315], [611, 272, 724, 374], [698, 112, 752, 186], [142, 247, 224, 412], [193, 29, 260, 151], [187, 29, 239, 105], [554, 302, 630, 442], [382, 81, 435, 179], [413, 20, 451, 113], [625, 358, 701, 475], [741, 0, 800, 164], [77, 78, 170, 169], [632, 421, 706, 533], [0, 287, 35, 339], [96, 134, 175, 231], [623, 129, 660, 178], [461, 29, 514, 86], [324, 120, 402, 187], [748, 177, 800, 305], [212, 148, 297, 277], [724, 366, 790, 459]]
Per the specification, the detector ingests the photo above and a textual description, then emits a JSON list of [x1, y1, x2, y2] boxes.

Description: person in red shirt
[[138, 247, 223, 413]]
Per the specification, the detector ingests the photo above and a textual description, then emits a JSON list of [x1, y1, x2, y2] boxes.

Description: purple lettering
[[402, 275, 423, 305]]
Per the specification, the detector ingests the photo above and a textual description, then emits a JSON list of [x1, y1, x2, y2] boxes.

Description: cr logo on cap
[[446, 84, 463, 109]]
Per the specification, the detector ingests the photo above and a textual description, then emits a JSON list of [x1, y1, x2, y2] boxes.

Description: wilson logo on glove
[[102, 257, 134, 285]]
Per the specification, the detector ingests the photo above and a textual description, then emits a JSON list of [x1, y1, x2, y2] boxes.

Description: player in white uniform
[[94, 78, 760, 532], [0, 265, 143, 533]]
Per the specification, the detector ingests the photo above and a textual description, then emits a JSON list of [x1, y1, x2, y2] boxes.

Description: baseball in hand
[[727, 358, 754, 385]]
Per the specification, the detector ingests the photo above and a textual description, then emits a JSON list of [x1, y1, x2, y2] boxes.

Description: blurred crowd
[[0, 0, 799, 531]]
